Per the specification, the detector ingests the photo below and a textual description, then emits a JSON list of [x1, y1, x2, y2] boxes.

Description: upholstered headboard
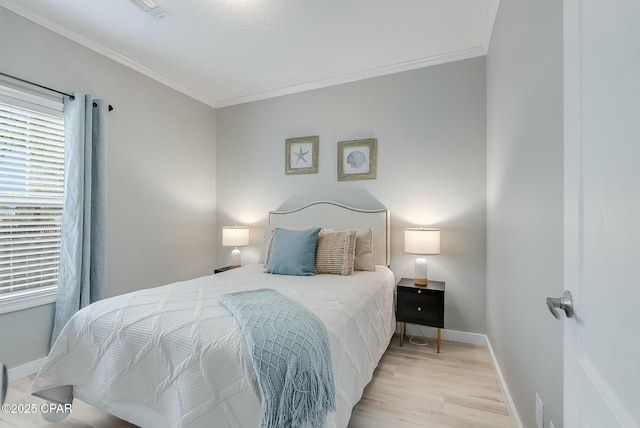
[[269, 201, 390, 266]]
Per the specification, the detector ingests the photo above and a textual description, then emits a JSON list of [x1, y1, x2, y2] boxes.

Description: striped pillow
[[315, 230, 357, 275]]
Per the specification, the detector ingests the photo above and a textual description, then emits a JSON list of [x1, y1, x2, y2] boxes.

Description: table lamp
[[404, 227, 440, 285], [222, 226, 249, 268]]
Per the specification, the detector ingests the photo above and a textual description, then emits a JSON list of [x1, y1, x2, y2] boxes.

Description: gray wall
[[1, 13, 566, 428], [0, 8, 217, 369], [486, 0, 564, 427], [216, 58, 487, 334]]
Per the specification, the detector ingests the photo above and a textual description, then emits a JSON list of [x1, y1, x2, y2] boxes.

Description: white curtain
[[50, 93, 107, 345]]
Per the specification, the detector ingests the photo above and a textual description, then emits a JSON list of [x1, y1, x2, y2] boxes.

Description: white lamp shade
[[404, 228, 440, 255], [222, 226, 249, 247]]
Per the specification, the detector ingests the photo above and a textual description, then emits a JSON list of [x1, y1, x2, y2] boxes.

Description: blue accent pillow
[[266, 227, 321, 276]]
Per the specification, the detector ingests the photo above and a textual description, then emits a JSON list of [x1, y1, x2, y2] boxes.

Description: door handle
[[546, 290, 574, 319]]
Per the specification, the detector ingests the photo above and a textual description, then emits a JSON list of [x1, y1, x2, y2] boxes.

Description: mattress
[[31, 264, 396, 428]]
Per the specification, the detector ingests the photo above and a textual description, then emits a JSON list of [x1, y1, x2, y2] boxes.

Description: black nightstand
[[214, 266, 237, 274], [396, 277, 445, 352]]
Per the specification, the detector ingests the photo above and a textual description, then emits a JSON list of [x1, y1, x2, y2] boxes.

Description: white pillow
[[353, 228, 375, 271]]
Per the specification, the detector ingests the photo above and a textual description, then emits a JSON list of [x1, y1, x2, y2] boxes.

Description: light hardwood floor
[[1, 335, 513, 428], [349, 335, 513, 428]]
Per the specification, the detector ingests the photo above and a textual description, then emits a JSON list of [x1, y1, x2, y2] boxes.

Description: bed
[[31, 201, 395, 428]]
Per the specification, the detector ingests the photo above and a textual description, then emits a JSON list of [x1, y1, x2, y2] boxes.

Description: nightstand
[[214, 266, 237, 274], [396, 277, 445, 352]]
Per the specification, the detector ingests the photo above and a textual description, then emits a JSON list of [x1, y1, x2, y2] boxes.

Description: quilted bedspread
[[31, 264, 395, 428]]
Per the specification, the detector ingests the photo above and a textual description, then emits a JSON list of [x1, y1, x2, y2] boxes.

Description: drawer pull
[[417, 307, 422, 312], [418, 290, 422, 294]]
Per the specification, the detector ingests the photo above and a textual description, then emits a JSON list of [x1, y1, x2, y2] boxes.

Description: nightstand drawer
[[398, 287, 438, 304], [397, 299, 444, 327]]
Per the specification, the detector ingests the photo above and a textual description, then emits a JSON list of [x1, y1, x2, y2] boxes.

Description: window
[[0, 85, 65, 312]]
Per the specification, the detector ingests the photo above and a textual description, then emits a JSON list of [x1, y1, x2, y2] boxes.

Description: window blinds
[[0, 100, 65, 295]]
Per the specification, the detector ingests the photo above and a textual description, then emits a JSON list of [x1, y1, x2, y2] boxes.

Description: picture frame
[[337, 138, 377, 181], [285, 136, 319, 175]]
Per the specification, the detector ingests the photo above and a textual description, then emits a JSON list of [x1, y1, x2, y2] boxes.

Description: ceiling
[[2, 0, 500, 108]]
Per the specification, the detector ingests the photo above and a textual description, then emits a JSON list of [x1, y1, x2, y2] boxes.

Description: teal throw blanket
[[219, 288, 336, 428]]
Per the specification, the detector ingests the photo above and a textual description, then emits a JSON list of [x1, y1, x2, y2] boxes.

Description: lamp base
[[230, 247, 241, 268], [414, 257, 428, 286], [414, 277, 428, 286]]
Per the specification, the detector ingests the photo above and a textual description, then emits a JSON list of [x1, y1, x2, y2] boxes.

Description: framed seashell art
[[337, 138, 377, 181], [285, 135, 319, 175]]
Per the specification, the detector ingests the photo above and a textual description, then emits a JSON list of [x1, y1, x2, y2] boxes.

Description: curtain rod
[[0, 72, 114, 112]]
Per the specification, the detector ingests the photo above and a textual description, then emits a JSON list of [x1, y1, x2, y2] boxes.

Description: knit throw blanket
[[219, 288, 336, 428]]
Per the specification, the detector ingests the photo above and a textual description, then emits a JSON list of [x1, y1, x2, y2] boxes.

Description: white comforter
[[32, 265, 396, 428]]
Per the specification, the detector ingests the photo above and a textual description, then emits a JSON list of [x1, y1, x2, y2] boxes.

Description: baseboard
[[7, 357, 47, 383], [401, 324, 487, 345], [485, 336, 524, 428]]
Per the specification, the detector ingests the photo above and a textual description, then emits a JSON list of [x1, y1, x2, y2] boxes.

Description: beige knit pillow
[[315, 230, 357, 275]]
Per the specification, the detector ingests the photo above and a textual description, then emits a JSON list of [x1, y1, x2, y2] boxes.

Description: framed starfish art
[[285, 136, 319, 175]]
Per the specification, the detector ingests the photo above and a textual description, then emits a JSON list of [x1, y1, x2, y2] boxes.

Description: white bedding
[[32, 264, 396, 428]]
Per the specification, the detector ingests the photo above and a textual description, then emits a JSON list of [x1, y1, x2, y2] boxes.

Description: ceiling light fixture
[[128, 0, 172, 19]]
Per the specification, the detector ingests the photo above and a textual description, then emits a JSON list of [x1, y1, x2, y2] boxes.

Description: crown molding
[[0, 0, 216, 107], [482, 0, 501, 52], [2, 0, 494, 110], [214, 46, 487, 108]]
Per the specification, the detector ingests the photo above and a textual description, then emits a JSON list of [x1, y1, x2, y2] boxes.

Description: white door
[[563, 0, 640, 426]]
